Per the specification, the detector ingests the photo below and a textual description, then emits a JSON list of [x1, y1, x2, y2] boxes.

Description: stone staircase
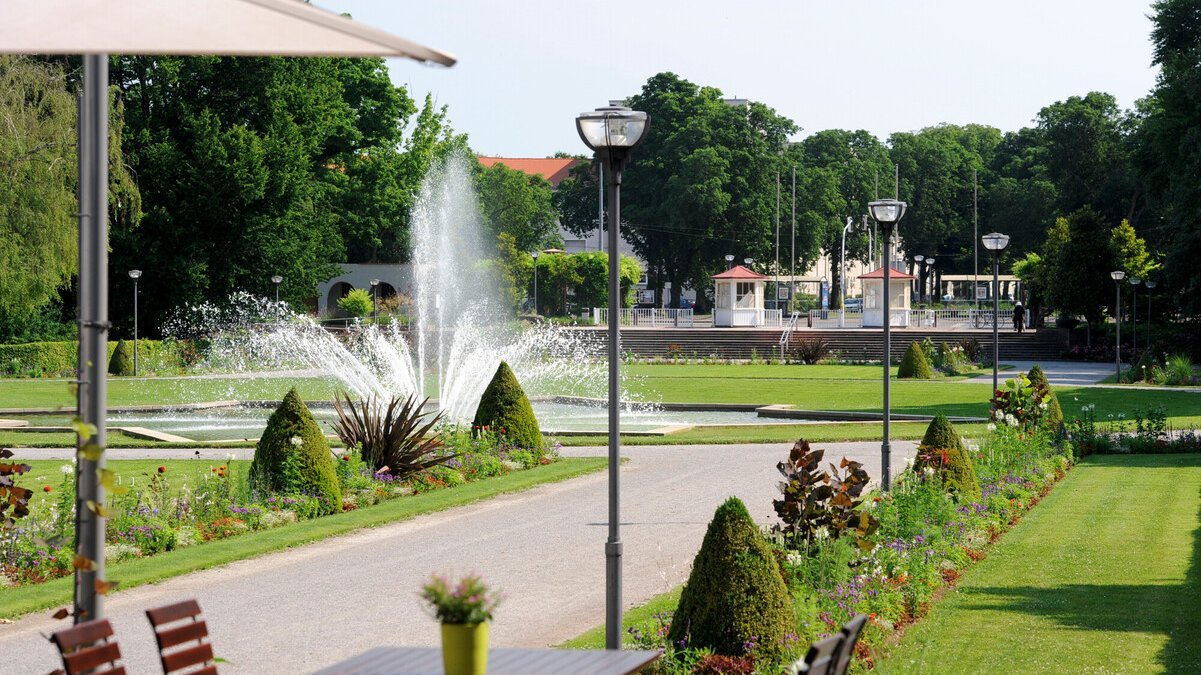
[[560, 327, 1068, 362]]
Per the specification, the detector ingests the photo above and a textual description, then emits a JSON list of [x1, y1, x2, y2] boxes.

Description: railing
[[591, 308, 695, 327], [805, 308, 1017, 329], [778, 312, 802, 348]]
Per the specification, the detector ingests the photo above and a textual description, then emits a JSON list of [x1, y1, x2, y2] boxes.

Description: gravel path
[[0, 440, 916, 674]]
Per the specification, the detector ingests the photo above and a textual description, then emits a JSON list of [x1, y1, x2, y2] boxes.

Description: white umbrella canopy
[[0, 0, 456, 63], [0, 0, 453, 627]]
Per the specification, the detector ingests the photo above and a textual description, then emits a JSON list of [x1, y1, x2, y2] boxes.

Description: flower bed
[[0, 426, 558, 588], [618, 425, 1073, 673]]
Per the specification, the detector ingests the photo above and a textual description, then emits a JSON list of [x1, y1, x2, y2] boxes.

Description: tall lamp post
[[576, 104, 649, 651], [1111, 271, 1125, 380], [1130, 277, 1141, 356], [271, 275, 282, 303], [369, 278, 380, 323], [532, 250, 541, 315], [868, 198, 906, 491], [1145, 280, 1156, 350], [128, 270, 141, 376], [913, 255, 924, 304], [925, 257, 936, 304], [982, 233, 1010, 393]]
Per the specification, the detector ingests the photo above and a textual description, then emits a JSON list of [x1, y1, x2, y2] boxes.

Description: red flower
[[43, 485, 52, 492], [484, 425, 490, 431], [157, 466, 166, 473], [341, 455, 349, 461]]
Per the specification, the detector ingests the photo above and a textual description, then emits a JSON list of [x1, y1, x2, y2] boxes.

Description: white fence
[[591, 308, 695, 327], [806, 308, 1017, 329]]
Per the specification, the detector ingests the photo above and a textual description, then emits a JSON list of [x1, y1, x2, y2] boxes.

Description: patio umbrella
[[0, 0, 454, 624]]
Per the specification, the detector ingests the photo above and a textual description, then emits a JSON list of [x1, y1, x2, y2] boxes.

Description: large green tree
[[474, 161, 560, 252]]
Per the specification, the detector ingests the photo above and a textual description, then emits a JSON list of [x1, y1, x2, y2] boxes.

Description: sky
[[319, 1, 1160, 158]]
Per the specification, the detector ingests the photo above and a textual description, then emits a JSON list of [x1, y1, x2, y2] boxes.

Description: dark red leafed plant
[[332, 392, 454, 478], [0, 448, 33, 529]]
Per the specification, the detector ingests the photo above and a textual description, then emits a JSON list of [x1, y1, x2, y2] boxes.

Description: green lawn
[[553, 421, 984, 446], [0, 456, 607, 619], [879, 453, 1201, 674], [0, 376, 339, 410]]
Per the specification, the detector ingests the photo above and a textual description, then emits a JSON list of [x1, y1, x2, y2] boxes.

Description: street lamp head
[[926, 257, 935, 266], [743, 258, 753, 266], [271, 275, 283, 284], [576, 106, 649, 172], [128, 269, 141, 280], [724, 254, 734, 263], [1111, 270, 1126, 281], [868, 199, 906, 226], [1131, 277, 1142, 286], [914, 255, 924, 263], [369, 278, 380, 287], [532, 250, 540, 260], [981, 232, 1010, 252], [1146, 280, 1157, 289]]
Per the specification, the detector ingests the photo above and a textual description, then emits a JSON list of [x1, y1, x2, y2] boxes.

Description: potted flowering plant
[[420, 573, 502, 675]]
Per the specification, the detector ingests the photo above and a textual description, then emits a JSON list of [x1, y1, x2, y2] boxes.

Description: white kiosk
[[713, 265, 769, 327], [860, 266, 914, 327]]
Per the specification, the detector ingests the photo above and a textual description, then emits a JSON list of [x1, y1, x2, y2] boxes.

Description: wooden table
[[312, 646, 661, 675]]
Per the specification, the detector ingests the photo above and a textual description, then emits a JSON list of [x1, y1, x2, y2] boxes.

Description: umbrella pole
[[74, 53, 109, 624]]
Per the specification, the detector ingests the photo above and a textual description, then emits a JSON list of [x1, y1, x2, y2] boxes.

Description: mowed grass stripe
[[879, 454, 1201, 674]]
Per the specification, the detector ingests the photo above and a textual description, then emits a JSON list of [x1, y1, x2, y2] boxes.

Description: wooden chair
[[49, 618, 126, 675], [832, 614, 867, 675], [145, 599, 217, 674], [793, 633, 844, 675]]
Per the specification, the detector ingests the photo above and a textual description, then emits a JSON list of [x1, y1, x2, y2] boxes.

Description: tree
[[474, 161, 560, 252], [1040, 208, 1118, 338], [1137, 0, 1201, 315]]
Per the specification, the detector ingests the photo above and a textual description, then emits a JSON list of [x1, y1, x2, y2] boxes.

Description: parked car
[[843, 298, 863, 312]]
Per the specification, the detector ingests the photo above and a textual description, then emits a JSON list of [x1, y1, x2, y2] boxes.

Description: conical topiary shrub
[[250, 388, 341, 515], [1026, 364, 1064, 435], [915, 414, 980, 500], [666, 497, 792, 660], [472, 361, 542, 450], [108, 339, 135, 376], [897, 341, 934, 379]]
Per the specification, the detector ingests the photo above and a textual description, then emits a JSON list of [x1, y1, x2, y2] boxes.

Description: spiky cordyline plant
[[332, 392, 452, 478]]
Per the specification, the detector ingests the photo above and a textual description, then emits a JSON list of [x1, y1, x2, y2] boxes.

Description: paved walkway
[[0, 440, 917, 674], [966, 360, 1112, 386]]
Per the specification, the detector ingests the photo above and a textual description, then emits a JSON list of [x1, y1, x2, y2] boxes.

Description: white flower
[[226, 453, 236, 462], [1039, 402, 1048, 411], [923, 467, 935, 478], [986, 423, 997, 432], [1006, 414, 1019, 428], [814, 526, 830, 541], [290, 436, 304, 446], [60, 464, 73, 475]]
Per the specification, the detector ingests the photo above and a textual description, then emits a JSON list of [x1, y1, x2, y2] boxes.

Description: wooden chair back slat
[[833, 614, 867, 675], [801, 634, 843, 675], [161, 643, 215, 673], [145, 599, 217, 674], [145, 599, 202, 626], [155, 620, 209, 651], [49, 618, 125, 675]]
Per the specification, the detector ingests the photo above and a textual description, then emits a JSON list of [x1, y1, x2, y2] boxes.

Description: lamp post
[[369, 278, 380, 323], [925, 257, 935, 304], [271, 275, 282, 303], [576, 104, 649, 651], [532, 251, 541, 315], [982, 232, 1010, 393], [1111, 271, 1125, 380], [128, 270, 141, 377], [1130, 277, 1141, 356], [913, 255, 924, 304], [1145, 281, 1156, 350], [840, 217, 854, 309], [724, 254, 734, 270], [868, 198, 906, 492]]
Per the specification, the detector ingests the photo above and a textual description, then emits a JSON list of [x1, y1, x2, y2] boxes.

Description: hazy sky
[[320, 1, 1160, 157]]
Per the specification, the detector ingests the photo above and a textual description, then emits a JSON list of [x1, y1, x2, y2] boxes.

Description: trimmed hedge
[[472, 361, 542, 450], [0, 340, 194, 377], [249, 388, 341, 516], [898, 341, 934, 379], [916, 414, 980, 500], [667, 496, 792, 659]]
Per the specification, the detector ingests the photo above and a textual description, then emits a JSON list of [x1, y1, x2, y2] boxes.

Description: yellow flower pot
[[441, 622, 489, 675]]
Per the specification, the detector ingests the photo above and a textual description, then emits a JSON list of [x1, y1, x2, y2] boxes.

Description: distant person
[[1013, 301, 1025, 333]]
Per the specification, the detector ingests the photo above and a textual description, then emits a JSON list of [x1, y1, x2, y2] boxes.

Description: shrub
[[0, 448, 33, 529], [472, 361, 542, 450], [897, 341, 934, 379], [791, 337, 830, 365], [915, 414, 980, 500], [667, 497, 792, 660], [250, 388, 341, 515], [772, 439, 878, 550], [108, 339, 136, 376], [1154, 354, 1195, 386], [337, 288, 374, 318], [919, 337, 937, 367], [332, 392, 452, 477], [1026, 364, 1064, 434]]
